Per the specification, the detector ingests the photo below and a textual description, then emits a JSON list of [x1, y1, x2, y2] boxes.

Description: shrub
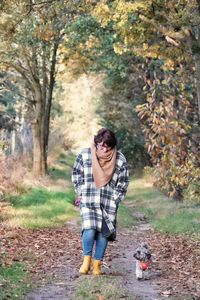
[[143, 166, 154, 182], [183, 181, 200, 205], [0, 154, 28, 199], [152, 155, 200, 201]]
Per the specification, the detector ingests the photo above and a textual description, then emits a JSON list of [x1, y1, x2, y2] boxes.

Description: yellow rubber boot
[[92, 259, 102, 275], [79, 256, 91, 274]]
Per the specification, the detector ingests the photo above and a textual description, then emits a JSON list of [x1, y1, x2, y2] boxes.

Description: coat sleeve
[[113, 162, 129, 204], [71, 153, 84, 196]]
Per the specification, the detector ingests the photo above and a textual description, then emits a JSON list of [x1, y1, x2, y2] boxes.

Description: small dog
[[133, 243, 152, 280]]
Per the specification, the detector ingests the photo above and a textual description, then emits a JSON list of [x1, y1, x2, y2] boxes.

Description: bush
[[152, 155, 200, 201], [183, 181, 200, 205], [0, 154, 28, 199], [143, 166, 154, 181]]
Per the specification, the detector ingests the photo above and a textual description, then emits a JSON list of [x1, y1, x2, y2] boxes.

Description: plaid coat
[[72, 148, 129, 238]]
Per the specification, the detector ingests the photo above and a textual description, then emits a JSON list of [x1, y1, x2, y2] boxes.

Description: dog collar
[[139, 258, 152, 271]]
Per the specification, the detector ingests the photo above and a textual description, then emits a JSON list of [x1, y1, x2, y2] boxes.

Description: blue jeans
[[82, 229, 108, 260]]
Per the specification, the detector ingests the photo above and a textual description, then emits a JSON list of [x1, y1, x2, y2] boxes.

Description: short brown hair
[[94, 128, 117, 149]]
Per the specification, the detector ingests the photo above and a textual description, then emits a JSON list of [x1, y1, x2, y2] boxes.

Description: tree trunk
[[11, 129, 16, 155], [32, 87, 46, 176], [30, 40, 59, 175], [190, 14, 200, 122], [43, 41, 59, 172], [193, 52, 200, 121], [32, 120, 45, 176]]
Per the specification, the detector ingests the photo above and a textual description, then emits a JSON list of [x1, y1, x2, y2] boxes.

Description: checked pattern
[[72, 148, 129, 237]]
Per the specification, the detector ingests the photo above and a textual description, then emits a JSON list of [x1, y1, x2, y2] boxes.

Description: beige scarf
[[91, 144, 117, 188]]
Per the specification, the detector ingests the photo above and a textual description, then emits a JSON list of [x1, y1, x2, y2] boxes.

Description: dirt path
[[25, 218, 166, 300], [105, 225, 164, 300], [2, 206, 198, 300]]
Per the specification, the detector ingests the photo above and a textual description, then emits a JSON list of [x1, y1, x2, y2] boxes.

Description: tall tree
[[0, 0, 76, 175], [62, 14, 150, 170], [63, 0, 200, 199], [92, 0, 200, 120]]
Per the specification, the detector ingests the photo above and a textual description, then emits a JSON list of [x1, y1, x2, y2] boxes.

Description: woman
[[72, 128, 129, 275]]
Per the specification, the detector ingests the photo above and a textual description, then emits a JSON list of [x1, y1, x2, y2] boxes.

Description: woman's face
[[97, 142, 112, 153]]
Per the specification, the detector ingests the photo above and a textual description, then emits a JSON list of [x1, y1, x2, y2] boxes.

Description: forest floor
[[1, 202, 200, 300], [0, 153, 200, 300]]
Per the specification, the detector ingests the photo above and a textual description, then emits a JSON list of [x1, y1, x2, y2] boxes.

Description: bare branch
[[165, 36, 180, 47], [7, 61, 34, 91], [14, 0, 33, 27], [27, 0, 58, 6]]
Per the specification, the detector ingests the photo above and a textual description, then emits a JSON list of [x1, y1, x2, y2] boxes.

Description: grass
[[73, 276, 138, 300], [0, 263, 30, 300], [126, 177, 200, 236], [2, 151, 199, 300], [3, 151, 79, 229], [6, 188, 79, 229], [0, 152, 78, 299], [118, 203, 136, 228], [49, 166, 70, 180], [49, 151, 76, 182]]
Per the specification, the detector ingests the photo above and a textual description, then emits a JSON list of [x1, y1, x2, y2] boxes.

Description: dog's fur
[[133, 243, 151, 280]]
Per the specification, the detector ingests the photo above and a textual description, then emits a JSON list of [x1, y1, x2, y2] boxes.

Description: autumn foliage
[[73, 0, 200, 202], [0, 0, 200, 202], [136, 59, 200, 201], [0, 154, 28, 199]]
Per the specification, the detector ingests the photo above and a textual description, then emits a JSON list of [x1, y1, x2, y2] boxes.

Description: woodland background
[[0, 0, 200, 203]]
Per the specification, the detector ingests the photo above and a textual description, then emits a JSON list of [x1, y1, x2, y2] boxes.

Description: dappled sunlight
[[126, 177, 164, 203], [129, 178, 154, 188], [0, 1, 199, 298], [3, 196, 79, 229], [126, 176, 200, 236], [0, 152, 79, 229], [154, 210, 200, 235], [46, 179, 71, 192], [49, 74, 103, 153]]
